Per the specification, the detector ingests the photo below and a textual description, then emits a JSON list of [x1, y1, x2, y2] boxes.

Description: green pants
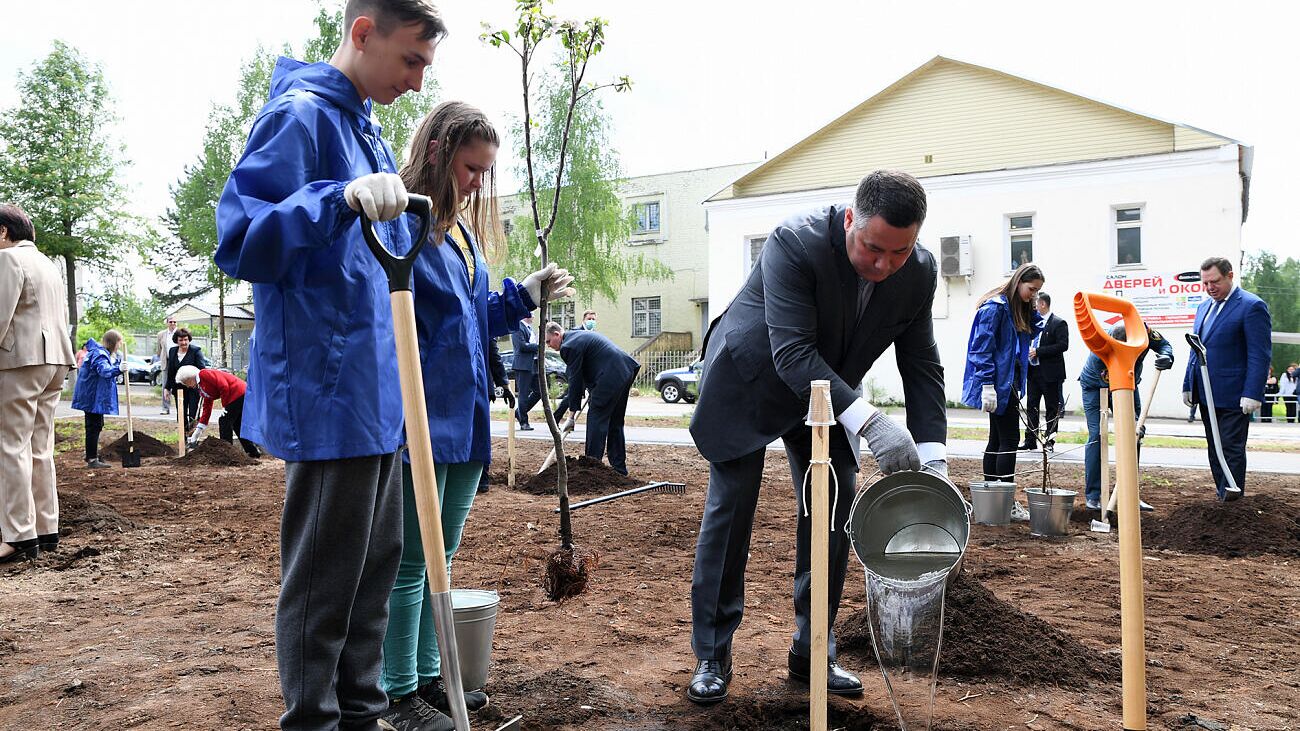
[[381, 460, 483, 698]]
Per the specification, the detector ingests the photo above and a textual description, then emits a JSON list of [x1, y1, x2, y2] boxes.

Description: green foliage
[[77, 284, 167, 346], [0, 41, 137, 343], [503, 69, 669, 300], [1243, 250, 1300, 372]]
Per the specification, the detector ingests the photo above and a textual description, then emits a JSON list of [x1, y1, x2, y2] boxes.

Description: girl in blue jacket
[[72, 330, 127, 468], [962, 264, 1044, 488], [382, 101, 573, 719]]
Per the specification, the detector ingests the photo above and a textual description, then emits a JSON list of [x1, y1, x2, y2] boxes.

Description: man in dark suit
[[1020, 292, 1069, 451], [685, 170, 947, 705], [545, 323, 640, 475], [510, 315, 540, 431], [1181, 256, 1272, 500]]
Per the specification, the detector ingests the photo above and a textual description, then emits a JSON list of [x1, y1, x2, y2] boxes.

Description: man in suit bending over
[[685, 170, 947, 704], [545, 322, 640, 476], [1020, 291, 1069, 451], [1182, 256, 1271, 500]]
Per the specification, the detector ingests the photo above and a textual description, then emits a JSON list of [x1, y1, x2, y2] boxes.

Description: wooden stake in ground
[[807, 380, 834, 731], [1074, 292, 1149, 731], [175, 391, 186, 457], [507, 408, 516, 490], [1099, 387, 1110, 516]]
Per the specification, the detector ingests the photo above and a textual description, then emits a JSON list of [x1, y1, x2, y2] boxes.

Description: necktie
[[1202, 300, 1224, 335]]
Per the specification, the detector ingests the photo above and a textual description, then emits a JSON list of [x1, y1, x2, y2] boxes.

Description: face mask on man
[[583, 319, 596, 330]]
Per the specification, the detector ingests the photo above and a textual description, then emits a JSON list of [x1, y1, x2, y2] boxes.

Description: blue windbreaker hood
[[269, 58, 374, 124]]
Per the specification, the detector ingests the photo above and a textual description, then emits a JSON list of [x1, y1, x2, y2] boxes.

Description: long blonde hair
[[399, 101, 505, 263], [978, 263, 1044, 334]]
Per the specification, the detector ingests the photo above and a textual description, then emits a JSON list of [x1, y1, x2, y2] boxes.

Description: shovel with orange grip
[[1074, 291, 1148, 731]]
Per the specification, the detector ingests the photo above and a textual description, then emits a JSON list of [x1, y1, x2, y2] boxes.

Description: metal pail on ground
[[451, 589, 500, 690], [848, 470, 971, 585], [969, 481, 1016, 526], [1025, 488, 1077, 537]]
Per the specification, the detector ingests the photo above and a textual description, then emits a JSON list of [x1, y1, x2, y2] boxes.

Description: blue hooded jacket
[[215, 58, 410, 462], [71, 338, 121, 415], [409, 222, 533, 465], [961, 295, 1039, 414]]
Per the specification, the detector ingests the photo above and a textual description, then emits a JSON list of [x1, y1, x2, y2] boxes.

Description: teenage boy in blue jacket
[[214, 2, 446, 729]]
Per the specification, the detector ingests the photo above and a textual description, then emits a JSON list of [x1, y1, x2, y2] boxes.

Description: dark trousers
[[84, 413, 104, 461], [1198, 401, 1249, 499], [513, 370, 540, 426], [584, 373, 637, 475], [221, 395, 261, 458], [1286, 396, 1298, 423], [1023, 374, 1063, 448], [172, 388, 200, 428], [277, 452, 403, 730], [984, 401, 1021, 482], [690, 438, 857, 662]]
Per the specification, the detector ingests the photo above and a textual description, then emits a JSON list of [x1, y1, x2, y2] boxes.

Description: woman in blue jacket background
[[962, 264, 1044, 503], [383, 101, 574, 721], [72, 330, 127, 468]]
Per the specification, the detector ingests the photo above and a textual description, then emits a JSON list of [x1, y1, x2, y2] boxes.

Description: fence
[[633, 349, 698, 390]]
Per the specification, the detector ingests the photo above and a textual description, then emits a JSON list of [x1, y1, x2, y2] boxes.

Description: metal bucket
[[969, 481, 1016, 526], [848, 470, 971, 585], [451, 589, 500, 690], [1025, 488, 1077, 537]]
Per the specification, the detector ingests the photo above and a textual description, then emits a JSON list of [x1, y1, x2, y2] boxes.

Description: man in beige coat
[[0, 203, 75, 563], [156, 315, 177, 413]]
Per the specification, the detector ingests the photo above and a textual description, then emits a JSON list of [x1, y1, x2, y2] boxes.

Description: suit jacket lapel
[[1203, 288, 1238, 340], [829, 208, 859, 351]]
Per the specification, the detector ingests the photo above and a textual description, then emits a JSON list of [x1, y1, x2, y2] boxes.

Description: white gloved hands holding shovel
[[980, 384, 998, 413], [560, 415, 576, 434], [522, 263, 576, 306], [859, 412, 921, 475], [188, 423, 206, 448], [344, 172, 409, 222]]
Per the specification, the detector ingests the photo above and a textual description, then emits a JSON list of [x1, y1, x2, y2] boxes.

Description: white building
[[705, 57, 1251, 419]]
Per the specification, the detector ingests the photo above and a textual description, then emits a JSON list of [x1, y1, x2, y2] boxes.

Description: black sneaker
[[378, 694, 454, 731], [418, 676, 489, 714], [86, 458, 111, 469]]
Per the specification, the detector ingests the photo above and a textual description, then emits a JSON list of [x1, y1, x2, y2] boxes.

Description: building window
[[1007, 214, 1033, 270], [632, 296, 662, 338], [1114, 206, 1143, 266], [745, 234, 767, 274], [634, 201, 661, 234], [501, 217, 514, 236], [548, 301, 575, 330]]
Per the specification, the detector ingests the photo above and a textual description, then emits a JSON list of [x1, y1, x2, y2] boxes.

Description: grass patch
[[945, 426, 1295, 453]]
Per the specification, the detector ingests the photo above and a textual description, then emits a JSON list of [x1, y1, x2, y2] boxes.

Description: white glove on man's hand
[[344, 173, 409, 222], [522, 263, 576, 305], [1182, 391, 1193, 407], [980, 384, 998, 413], [1240, 397, 1261, 415], [860, 413, 921, 475], [560, 415, 576, 433]]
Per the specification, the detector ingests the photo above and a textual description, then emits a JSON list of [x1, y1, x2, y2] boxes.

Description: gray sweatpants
[[277, 452, 403, 730]]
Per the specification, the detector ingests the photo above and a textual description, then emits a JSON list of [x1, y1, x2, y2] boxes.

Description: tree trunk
[[64, 254, 78, 349], [218, 280, 228, 368]]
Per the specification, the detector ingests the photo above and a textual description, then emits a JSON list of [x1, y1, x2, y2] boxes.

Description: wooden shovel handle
[[1073, 292, 1147, 391]]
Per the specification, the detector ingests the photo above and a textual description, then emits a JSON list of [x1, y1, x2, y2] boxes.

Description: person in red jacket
[[175, 365, 261, 458]]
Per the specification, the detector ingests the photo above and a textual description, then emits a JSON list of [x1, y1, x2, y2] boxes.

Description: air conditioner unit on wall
[[939, 235, 972, 277]]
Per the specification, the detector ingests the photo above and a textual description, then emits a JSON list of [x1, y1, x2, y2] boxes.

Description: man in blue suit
[[511, 315, 540, 430], [545, 322, 640, 475], [1182, 256, 1272, 500]]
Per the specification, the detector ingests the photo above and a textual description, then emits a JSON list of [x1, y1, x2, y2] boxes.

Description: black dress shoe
[[686, 656, 732, 704], [787, 650, 863, 696], [37, 533, 58, 552], [519, 424, 534, 431], [1, 539, 40, 564]]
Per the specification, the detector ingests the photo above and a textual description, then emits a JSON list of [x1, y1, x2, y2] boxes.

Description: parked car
[[150, 357, 165, 386], [499, 349, 568, 383], [124, 355, 154, 384], [655, 361, 701, 404]]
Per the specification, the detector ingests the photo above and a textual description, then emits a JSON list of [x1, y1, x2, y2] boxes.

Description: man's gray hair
[[852, 170, 927, 230]]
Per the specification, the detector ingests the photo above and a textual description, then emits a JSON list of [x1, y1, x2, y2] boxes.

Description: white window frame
[[743, 233, 768, 276], [1004, 212, 1035, 273], [628, 194, 666, 244], [1111, 204, 1145, 270], [548, 301, 576, 330], [631, 296, 662, 338]]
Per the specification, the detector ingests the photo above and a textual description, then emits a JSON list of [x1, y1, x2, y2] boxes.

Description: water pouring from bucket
[[847, 469, 970, 730]]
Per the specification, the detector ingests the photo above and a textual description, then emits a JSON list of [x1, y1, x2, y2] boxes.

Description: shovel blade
[[123, 450, 142, 468]]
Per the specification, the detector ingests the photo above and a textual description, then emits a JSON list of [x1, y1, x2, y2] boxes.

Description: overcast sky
[[1, 0, 1296, 296]]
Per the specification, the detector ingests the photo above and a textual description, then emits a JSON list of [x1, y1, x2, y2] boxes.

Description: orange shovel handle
[[1073, 291, 1148, 392]]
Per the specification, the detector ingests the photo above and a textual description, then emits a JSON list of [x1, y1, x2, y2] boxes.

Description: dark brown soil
[[176, 436, 258, 467], [55, 491, 137, 535], [1142, 493, 1300, 558], [544, 545, 601, 600], [836, 571, 1120, 686], [103, 431, 174, 460], [516, 454, 641, 496]]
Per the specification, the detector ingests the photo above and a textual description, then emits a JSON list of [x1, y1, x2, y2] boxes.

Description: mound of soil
[[665, 690, 888, 731], [57, 492, 137, 535], [103, 431, 174, 460], [516, 455, 641, 496], [1142, 494, 1300, 557], [176, 437, 258, 467], [836, 572, 1118, 686], [486, 663, 637, 728]]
